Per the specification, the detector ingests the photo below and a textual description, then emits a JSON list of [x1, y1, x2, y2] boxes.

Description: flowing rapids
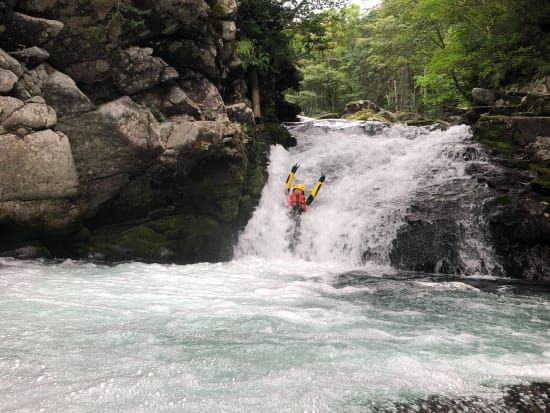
[[1, 120, 549, 412], [236, 120, 498, 273]]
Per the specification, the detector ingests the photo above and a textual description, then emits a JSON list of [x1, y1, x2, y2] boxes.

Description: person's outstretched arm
[[285, 164, 299, 194], [306, 173, 326, 206]]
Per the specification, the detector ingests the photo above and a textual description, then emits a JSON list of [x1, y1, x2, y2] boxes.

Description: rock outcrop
[[466, 82, 550, 280], [0, 0, 286, 263]]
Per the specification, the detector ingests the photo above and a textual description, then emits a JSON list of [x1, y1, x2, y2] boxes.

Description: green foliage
[[148, 107, 167, 122], [285, 0, 550, 116], [84, 0, 150, 44], [235, 40, 271, 72]]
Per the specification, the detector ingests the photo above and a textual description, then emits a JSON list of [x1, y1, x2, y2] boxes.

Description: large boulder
[[163, 39, 219, 79], [57, 96, 163, 212], [9, 46, 50, 67], [528, 136, 550, 162], [180, 74, 226, 121], [0, 95, 24, 122], [133, 81, 202, 119], [217, 0, 237, 19], [520, 93, 550, 115], [0, 198, 84, 235], [472, 88, 495, 106], [474, 115, 550, 148], [17, 63, 94, 118], [1, 97, 57, 135], [0, 129, 79, 201], [346, 99, 381, 114], [0, 67, 17, 93], [111, 47, 179, 95], [0, 48, 24, 76], [226, 103, 255, 125], [0, 12, 64, 51], [137, 0, 210, 36]]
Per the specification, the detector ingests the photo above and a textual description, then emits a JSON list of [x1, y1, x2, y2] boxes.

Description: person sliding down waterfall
[[285, 164, 326, 216]]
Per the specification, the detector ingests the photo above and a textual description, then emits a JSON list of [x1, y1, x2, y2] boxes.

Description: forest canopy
[[239, 0, 550, 117]]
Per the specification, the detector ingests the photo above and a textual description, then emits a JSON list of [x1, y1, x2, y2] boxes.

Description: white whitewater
[[236, 120, 497, 273], [1, 120, 549, 412]]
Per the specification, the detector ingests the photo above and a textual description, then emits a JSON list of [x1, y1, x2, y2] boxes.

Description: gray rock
[[0, 95, 24, 122], [133, 82, 203, 118], [112, 47, 179, 95], [0, 129, 79, 201], [58, 96, 163, 212], [346, 99, 381, 114], [0, 198, 84, 233], [226, 103, 255, 125], [180, 74, 227, 121], [9, 46, 50, 67], [37, 64, 94, 118], [476, 115, 550, 147], [220, 21, 236, 41], [164, 120, 197, 149], [2, 100, 57, 132], [1, 12, 64, 50], [65, 59, 111, 85], [168, 120, 240, 150], [472, 88, 495, 106], [0, 48, 24, 76], [217, 0, 237, 19], [166, 39, 218, 79], [520, 93, 550, 115], [149, 0, 209, 32], [528, 136, 550, 162], [0, 68, 17, 93]]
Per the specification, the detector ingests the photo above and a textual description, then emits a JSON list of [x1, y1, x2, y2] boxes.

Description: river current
[[1, 120, 549, 412]]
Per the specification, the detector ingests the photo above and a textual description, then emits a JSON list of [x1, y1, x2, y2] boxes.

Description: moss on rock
[[473, 115, 522, 156], [342, 109, 392, 123], [529, 162, 550, 194]]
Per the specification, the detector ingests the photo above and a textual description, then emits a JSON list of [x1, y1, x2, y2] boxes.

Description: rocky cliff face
[[389, 83, 550, 281], [468, 83, 550, 280], [0, 0, 289, 262]]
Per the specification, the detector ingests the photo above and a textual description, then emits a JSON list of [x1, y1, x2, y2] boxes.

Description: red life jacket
[[288, 193, 307, 212]]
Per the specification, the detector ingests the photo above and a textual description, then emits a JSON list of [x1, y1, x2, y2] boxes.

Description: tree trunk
[[249, 68, 261, 119]]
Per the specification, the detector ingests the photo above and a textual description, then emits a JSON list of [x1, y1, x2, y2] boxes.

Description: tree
[[236, 0, 351, 118]]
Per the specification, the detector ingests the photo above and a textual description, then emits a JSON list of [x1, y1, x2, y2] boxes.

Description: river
[[1, 120, 549, 412]]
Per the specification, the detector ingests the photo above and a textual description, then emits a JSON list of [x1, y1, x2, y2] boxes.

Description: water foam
[[236, 120, 496, 272]]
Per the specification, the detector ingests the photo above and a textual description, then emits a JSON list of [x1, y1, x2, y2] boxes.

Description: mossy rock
[[342, 109, 392, 123], [86, 212, 235, 263], [316, 113, 339, 120], [404, 119, 435, 126], [394, 111, 419, 122], [261, 121, 296, 147], [181, 163, 246, 222], [529, 162, 550, 194], [0, 198, 85, 239], [473, 115, 521, 157], [88, 224, 169, 262]]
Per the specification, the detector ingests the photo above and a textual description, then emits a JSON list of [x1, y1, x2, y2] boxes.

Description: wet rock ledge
[[0, 0, 291, 263]]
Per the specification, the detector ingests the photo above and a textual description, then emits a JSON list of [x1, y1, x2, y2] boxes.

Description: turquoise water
[[1, 258, 549, 412]]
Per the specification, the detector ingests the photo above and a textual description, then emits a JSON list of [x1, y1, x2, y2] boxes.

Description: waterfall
[[235, 119, 500, 274]]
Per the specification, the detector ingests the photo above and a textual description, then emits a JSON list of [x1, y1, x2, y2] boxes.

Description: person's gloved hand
[[291, 164, 300, 173], [319, 173, 326, 182]]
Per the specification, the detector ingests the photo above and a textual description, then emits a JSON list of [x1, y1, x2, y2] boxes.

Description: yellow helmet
[[293, 184, 305, 192]]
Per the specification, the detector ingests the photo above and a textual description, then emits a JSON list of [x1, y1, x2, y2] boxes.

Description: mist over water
[[1, 120, 549, 412]]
